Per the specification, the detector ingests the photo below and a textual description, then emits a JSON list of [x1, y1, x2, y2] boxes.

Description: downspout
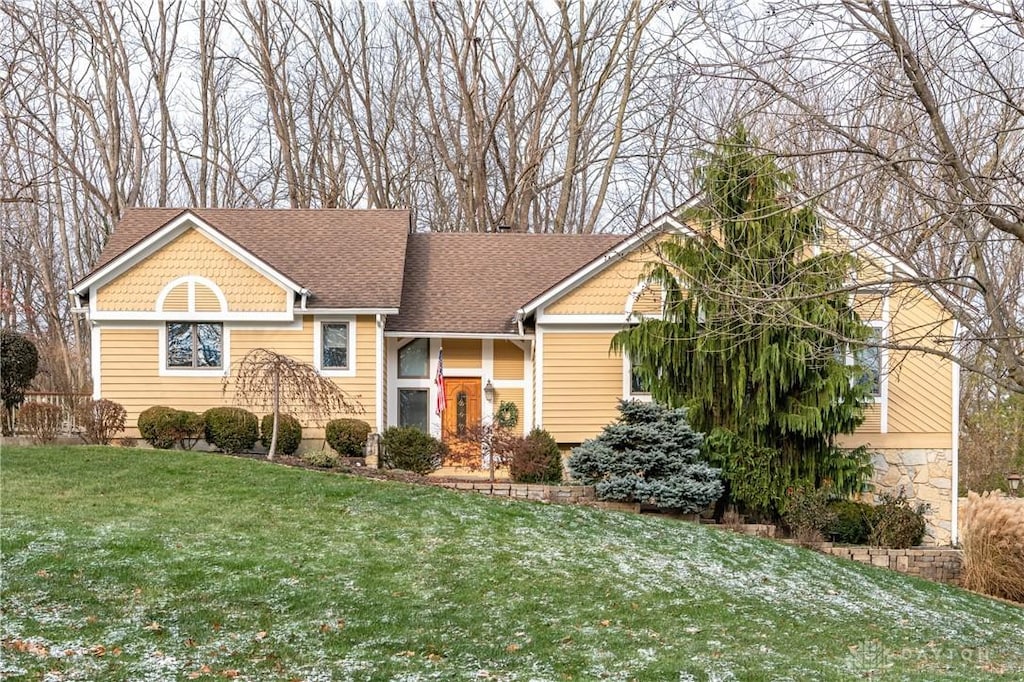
[[300, 288, 310, 310], [514, 309, 525, 337]]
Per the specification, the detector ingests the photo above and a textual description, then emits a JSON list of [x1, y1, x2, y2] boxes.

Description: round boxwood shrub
[[826, 499, 875, 544], [325, 418, 372, 457], [510, 428, 563, 484], [261, 413, 303, 456], [380, 426, 446, 475], [138, 406, 203, 449], [138, 406, 179, 449], [203, 407, 258, 454], [162, 409, 205, 450]]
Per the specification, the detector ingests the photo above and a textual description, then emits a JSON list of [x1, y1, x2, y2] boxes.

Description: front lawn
[[2, 446, 1021, 680]]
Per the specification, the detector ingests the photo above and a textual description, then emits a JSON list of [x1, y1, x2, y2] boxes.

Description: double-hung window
[[166, 322, 223, 369]]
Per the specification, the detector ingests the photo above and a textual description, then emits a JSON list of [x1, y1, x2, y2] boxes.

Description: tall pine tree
[[612, 126, 875, 517]]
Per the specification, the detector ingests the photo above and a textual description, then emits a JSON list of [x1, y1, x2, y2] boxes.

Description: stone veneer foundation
[[861, 448, 954, 546]]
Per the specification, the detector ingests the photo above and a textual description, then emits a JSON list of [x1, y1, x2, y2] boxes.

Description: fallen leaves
[[143, 621, 163, 632], [3, 638, 49, 658]]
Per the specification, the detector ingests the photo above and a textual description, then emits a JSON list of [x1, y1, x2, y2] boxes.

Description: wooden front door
[[442, 378, 482, 464]]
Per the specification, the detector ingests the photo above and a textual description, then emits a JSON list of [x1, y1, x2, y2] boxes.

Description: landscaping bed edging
[[431, 480, 596, 504]]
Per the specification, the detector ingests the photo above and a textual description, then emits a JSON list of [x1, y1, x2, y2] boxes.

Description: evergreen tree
[[612, 127, 875, 516], [1, 329, 39, 436], [568, 400, 723, 513]]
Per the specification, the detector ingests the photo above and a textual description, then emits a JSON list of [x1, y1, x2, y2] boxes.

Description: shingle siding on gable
[[96, 228, 289, 312]]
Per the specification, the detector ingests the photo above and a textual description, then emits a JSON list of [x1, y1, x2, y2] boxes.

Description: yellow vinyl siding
[[162, 283, 189, 311], [886, 288, 953, 435], [493, 340, 524, 380], [542, 332, 622, 443], [844, 286, 953, 449], [493, 388, 525, 435], [100, 315, 379, 440], [442, 338, 481, 370], [855, 403, 882, 434], [96, 228, 290, 312]]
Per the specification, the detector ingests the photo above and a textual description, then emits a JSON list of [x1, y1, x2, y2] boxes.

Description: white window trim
[[622, 353, 653, 403], [158, 322, 231, 378], [314, 316, 356, 377]]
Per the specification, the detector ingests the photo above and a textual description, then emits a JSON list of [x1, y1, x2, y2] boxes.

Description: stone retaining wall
[[432, 480, 596, 504], [820, 544, 962, 584]]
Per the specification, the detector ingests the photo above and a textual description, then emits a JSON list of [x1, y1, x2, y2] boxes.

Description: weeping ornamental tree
[[228, 349, 364, 459], [612, 127, 875, 517]]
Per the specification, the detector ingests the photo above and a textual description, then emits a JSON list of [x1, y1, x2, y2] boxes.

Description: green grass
[[2, 446, 1021, 681]]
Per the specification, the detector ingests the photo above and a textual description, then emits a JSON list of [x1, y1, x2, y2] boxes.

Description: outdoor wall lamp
[[1007, 473, 1021, 496], [484, 379, 495, 402]]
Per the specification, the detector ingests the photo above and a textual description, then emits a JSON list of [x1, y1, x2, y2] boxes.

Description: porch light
[[1008, 473, 1022, 496], [484, 379, 495, 402]]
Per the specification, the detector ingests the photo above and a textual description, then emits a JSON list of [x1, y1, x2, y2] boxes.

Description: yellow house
[[72, 207, 959, 544]]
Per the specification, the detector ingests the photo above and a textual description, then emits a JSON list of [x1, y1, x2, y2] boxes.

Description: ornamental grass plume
[[959, 491, 1024, 603]]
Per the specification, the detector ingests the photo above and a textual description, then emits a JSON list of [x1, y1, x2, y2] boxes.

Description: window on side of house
[[630, 363, 651, 395], [853, 326, 883, 398], [398, 388, 429, 432], [321, 321, 349, 370], [166, 322, 223, 369], [398, 338, 429, 378]]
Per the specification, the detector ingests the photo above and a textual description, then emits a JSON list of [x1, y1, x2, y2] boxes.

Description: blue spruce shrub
[[568, 400, 723, 513]]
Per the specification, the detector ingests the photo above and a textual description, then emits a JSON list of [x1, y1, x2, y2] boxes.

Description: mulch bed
[[217, 450, 483, 485]]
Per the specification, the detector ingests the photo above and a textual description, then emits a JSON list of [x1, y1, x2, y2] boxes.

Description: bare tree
[[684, 0, 1024, 392]]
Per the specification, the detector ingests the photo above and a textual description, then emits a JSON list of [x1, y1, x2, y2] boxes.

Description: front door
[[442, 378, 482, 465]]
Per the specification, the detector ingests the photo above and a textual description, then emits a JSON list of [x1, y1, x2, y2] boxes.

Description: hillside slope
[[2, 446, 1021, 681]]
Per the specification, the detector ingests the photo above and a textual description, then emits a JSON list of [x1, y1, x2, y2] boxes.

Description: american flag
[[435, 349, 446, 415]]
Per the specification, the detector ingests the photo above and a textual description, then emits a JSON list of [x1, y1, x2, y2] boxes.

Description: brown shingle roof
[[386, 233, 625, 335], [85, 208, 411, 309]]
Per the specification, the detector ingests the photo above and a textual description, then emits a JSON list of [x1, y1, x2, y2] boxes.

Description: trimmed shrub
[[568, 400, 723, 513], [380, 426, 445, 475], [203, 407, 258, 454], [261, 413, 303, 456], [1, 329, 39, 436], [301, 449, 339, 468], [781, 484, 837, 543], [826, 499, 875, 544], [510, 428, 562, 484], [17, 401, 63, 443], [138, 406, 179, 449], [325, 418, 371, 457], [77, 399, 127, 445], [960, 491, 1024, 602], [870, 489, 928, 548], [161, 410, 204, 450]]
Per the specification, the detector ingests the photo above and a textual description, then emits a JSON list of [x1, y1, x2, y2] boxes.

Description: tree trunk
[[268, 369, 279, 460]]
